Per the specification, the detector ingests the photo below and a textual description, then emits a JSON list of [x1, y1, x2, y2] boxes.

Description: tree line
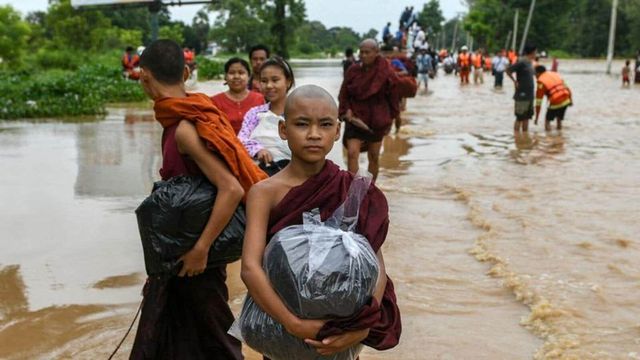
[[463, 0, 640, 57]]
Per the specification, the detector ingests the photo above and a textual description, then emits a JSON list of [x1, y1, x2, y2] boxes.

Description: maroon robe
[[130, 123, 243, 360], [339, 55, 400, 145], [268, 160, 402, 350]]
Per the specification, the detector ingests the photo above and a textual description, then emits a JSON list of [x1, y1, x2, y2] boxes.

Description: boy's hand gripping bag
[[230, 174, 380, 360], [135, 175, 245, 277]]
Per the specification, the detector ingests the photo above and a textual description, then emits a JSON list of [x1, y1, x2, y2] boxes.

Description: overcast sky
[[1, 0, 467, 34]]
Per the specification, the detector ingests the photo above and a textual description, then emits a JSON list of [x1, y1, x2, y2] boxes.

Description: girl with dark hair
[[238, 57, 295, 176], [211, 57, 265, 134]]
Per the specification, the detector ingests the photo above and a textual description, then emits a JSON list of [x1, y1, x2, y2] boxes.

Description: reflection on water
[[74, 107, 161, 198], [1, 59, 639, 359]]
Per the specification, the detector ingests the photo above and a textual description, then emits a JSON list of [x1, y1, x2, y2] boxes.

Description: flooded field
[[0, 59, 639, 359]]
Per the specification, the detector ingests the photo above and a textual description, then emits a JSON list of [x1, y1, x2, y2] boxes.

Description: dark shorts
[[546, 106, 568, 121], [514, 99, 534, 120], [342, 121, 390, 153]]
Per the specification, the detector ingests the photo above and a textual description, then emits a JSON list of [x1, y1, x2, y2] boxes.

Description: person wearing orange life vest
[[122, 46, 140, 80], [472, 49, 484, 84], [534, 65, 572, 131], [484, 53, 492, 72], [457, 46, 471, 84], [507, 49, 517, 64]]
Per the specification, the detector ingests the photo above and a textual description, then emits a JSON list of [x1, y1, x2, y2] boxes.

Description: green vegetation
[[463, 0, 640, 57], [0, 64, 145, 119], [197, 56, 225, 80]]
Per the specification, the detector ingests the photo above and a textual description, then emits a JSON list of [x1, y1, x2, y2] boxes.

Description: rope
[[107, 299, 143, 360]]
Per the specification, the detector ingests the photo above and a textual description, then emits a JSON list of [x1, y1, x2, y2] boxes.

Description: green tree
[[0, 5, 31, 67], [45, 0, 111, 50], [209, 0, 268, 53], [191, 8, 210, 53], [159, 23, 185, 45], [362, 28, 378, 41], [417, 0, 445, 34]]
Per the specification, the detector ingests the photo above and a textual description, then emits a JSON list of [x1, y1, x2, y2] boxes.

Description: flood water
[[1, 59, 639, 359]]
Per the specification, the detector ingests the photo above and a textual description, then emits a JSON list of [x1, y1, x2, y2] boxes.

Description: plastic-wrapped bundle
[[232, 175, 379, 360], [136, 175, 245, 277]]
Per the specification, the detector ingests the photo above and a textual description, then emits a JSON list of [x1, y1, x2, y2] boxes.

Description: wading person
[[457, 46, 471, 85], [534, 65, 572, 131], [472, 49, 484, 84], [130, 39, 267, 359], [211, 57, 264, 134], [248, 44, 270, 92], [338, 39, 399, 182], [492, 50, 509, 89], [241, 85, 401, 358], [239, 57, 295, 176], [507, 44, 537, 132]]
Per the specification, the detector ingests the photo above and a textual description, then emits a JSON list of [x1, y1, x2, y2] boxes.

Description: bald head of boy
[[279, 85, 341, 161]]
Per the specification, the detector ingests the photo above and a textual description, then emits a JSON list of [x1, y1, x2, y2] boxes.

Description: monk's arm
[[373, 250, 388, 302], [175, 120, 244, 276], [337, 76, 351, 119], [241, 185, 325, 339]]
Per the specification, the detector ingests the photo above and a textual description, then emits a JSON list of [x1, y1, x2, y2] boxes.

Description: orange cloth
[[122, 53, 139, 70], [536, 71, 572, 108], [154, 93, 268, 198], [472, 54, 483, 68], [458, 53, 470, 69], [484, 57, 492, 71], [508, 51, 517, 64]]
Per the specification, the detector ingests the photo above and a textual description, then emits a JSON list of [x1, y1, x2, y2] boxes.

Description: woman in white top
[[238, 57, 295, 176]]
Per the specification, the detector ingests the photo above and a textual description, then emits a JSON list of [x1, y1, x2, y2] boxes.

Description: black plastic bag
[[230, 174, 379, 360], [136, 175, 245, 277]]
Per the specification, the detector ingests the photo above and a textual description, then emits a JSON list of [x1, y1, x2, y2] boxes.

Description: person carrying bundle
[[130, 39, 267, 360], [239, 85, 402, 359]]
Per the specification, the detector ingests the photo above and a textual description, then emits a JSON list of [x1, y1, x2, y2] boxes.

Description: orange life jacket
[[122, 53, 138, 70], [538, 71, 571, 106], [473, 54, 483, 68], [508, 51, 517, 64], [459, 53, 470, 67], [484, 57, 492, 70]]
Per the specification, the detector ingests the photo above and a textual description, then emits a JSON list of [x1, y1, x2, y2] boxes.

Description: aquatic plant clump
[[0, 64, 145, 120]]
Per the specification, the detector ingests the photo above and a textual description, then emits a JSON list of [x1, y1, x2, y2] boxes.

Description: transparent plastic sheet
[[230, 174, 380, 360]]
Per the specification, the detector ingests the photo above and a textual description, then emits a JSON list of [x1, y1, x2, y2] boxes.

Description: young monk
[[339, 39, 400, 182], [241, 85, 401, 357], [130, 39, 267, 359], [211, 57, 264, 134]]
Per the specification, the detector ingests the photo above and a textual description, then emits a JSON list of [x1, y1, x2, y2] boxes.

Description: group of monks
[[127, 39, 402, 359]]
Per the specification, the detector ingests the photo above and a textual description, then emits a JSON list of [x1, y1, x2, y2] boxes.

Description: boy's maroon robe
[[268, 160, 402, 350]]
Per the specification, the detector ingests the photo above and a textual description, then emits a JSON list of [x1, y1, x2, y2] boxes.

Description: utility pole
[[512, 10, 518, 51], [606, 0, 619, 74], [149, 1, 162, 41], [519, 0, 536, 55], [451, 19, 459, 50], [504, 30, 512, 50]]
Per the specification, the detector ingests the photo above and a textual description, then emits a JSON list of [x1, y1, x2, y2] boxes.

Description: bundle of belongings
[[230, 175, 380, 360], [136, 175, 245, 277], [389, 56, 418, 99]]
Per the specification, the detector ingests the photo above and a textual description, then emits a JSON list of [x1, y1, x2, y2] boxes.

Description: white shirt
[[492, 56, 509, 72]]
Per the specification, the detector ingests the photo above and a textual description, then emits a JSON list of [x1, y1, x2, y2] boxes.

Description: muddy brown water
[[1, 60, 638, 359]]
